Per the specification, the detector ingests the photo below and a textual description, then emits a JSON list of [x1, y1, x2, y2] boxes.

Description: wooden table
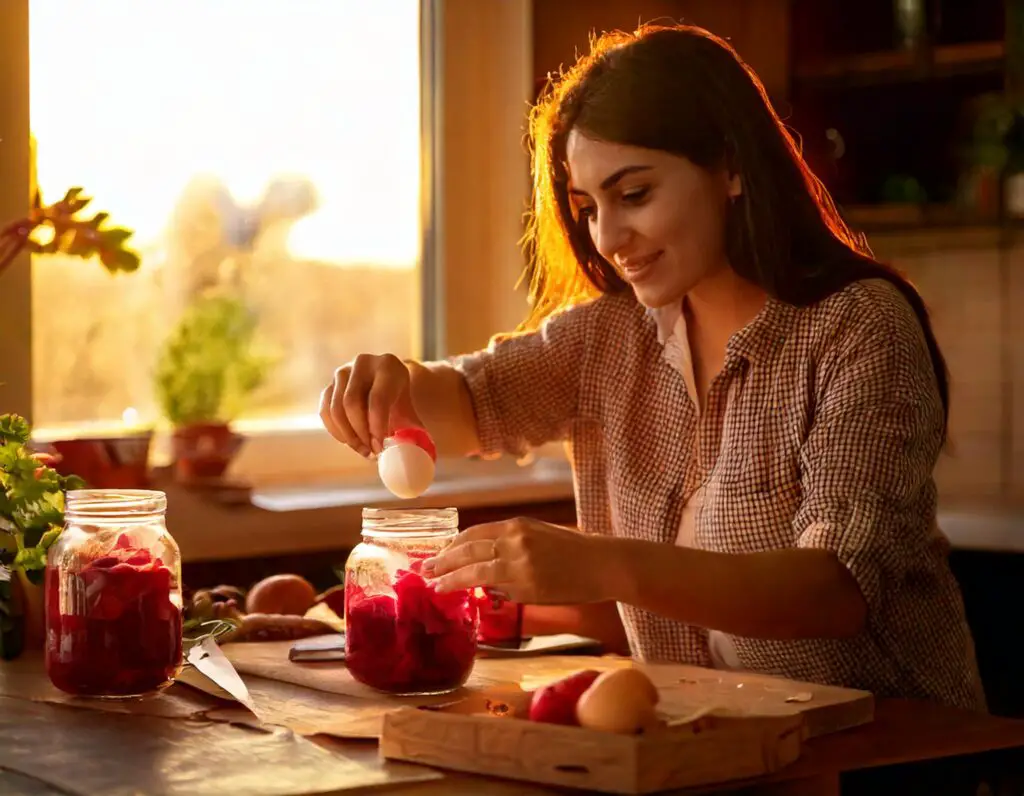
[[2, 655, 1024, 796]]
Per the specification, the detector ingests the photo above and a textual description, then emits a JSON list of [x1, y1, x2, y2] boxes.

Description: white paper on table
[[478, 633, 601, 656]]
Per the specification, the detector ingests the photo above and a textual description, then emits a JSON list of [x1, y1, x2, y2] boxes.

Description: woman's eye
[[622, 187, 649, 203], [576, 205, 596, 220]]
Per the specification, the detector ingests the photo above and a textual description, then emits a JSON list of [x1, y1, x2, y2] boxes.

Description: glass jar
[[45, 490, 183, 698], [344, 507, 477, 695], [476, 592, 524, 649]]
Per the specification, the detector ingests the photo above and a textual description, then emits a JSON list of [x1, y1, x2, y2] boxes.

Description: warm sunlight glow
[[30, 0, 421, 268], [30, 0, 423, 432]]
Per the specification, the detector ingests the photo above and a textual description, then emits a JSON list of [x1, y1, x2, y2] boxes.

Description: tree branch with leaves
[[0, 187, 141, 279]]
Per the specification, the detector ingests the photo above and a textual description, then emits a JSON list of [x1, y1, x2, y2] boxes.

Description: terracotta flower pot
[[171, 422, 244, 482], [14, 568, 45, 653], [50, 430, 154, 489]]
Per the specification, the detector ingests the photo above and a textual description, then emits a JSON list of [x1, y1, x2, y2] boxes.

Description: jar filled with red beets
[[45, 489, 183, 698], [344, 508, 477, 695]]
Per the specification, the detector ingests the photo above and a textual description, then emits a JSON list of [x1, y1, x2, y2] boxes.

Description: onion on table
[[245, 573, 317, 616], [184, 573, 342, 644]]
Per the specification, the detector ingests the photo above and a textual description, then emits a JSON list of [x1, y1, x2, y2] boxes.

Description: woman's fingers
[[325, 365, 370, 456]]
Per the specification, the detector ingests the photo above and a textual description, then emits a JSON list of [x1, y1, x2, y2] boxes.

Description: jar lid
[[65, 489, 167, 521]]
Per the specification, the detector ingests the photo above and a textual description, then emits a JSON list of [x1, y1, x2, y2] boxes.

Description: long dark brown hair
[[521, 23, 950, 435]]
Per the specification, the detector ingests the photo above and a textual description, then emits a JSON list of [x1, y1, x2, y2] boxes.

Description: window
[[29, 0, 423, 437], [6, 1, 537, 486]]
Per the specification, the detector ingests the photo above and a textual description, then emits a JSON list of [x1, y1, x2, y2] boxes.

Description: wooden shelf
[[933, 40, 1005, 69], [795, 40, 1005, 88], [841, 202, 1003, 233]]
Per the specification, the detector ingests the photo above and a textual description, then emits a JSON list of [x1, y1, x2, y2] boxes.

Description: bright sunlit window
[[29, 0, 423, 436]]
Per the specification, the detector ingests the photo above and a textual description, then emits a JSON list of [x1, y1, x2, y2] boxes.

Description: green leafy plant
[[154, 293, 273, 427], [0, 414, 85, 585]]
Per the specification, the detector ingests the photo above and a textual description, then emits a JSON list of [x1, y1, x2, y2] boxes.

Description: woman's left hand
[[421, 518, 611, 604]]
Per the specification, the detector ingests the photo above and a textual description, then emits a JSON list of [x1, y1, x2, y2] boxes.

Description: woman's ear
[[727, 172, 742, 199]]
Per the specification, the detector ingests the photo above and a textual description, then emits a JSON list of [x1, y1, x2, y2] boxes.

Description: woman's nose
[[592, 211, 632, 261]]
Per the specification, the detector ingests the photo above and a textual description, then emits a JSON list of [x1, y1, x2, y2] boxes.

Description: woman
[[320, 23, 984, 711]]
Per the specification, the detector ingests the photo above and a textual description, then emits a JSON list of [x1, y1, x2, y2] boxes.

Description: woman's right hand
[[318, 354, 425, 458]]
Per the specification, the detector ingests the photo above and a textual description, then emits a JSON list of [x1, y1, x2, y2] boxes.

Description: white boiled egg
[[378, 442, 436, 499]]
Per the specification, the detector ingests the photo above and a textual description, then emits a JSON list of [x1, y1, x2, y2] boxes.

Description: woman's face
[[565, 130, 739, 309]]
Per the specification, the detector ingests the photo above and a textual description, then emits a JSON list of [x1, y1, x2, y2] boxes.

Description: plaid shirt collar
[[646, 295, 795, 363]]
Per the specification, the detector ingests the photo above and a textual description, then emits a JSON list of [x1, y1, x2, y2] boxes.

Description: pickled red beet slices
[[45, 536, 181, 697], [344, 566, 476, 694]]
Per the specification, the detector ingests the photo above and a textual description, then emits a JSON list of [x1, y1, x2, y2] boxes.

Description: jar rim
[[65, 489, 167, 518], [361, 507, 458, 536]]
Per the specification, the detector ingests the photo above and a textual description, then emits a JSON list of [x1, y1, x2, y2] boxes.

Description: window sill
[[937, 505, 1024, 554], [251, 456, 573, 512], [167, 456, 575, 563]]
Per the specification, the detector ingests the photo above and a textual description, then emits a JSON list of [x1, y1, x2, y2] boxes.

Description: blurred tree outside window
[[29, 0, 422, 437]]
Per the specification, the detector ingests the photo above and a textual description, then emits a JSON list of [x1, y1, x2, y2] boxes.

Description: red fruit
[[528, 669, 602, 725], [390, 427, 437, 462]]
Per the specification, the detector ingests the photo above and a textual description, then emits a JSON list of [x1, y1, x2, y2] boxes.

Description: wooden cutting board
[[640, 662, 874, 738], [221, 639, 873, 738], [221, 639, 636, 707], [380, 703, 804, 795]]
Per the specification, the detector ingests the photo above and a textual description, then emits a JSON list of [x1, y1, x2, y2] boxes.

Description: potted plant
[[153, 292, 272, 482], [0, 414, 84, 659]]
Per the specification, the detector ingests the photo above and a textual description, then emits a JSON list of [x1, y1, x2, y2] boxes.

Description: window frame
[[3, 0, 539, 486]]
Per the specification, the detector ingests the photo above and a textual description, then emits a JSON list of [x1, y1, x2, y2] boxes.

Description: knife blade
[[186, 636, 260, 716]]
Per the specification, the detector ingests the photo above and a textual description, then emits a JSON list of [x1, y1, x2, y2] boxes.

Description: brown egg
[[609, 667, 660, 705], [575, 668, 660, 734], [245, 574, 317, 616]]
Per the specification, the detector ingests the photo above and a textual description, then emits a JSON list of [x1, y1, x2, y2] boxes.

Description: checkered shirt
[[451, 278, 986, 711]]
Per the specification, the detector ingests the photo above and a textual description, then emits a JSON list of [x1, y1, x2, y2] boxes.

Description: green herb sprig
[[0, 414, 85, 585]]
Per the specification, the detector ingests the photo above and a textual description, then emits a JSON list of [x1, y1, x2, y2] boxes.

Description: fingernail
[[420, 559, 436, 576], [371, 437, 383, 455]]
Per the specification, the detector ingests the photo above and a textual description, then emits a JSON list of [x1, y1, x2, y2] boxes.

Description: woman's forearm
[[523, 602, 631, 656], [597, 537, 867, 640], [406, 361, 481, 457]]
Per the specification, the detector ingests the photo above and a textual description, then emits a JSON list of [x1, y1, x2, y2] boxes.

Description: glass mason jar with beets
[[344, 508, 477, 695], [45, 490, 183, 698]]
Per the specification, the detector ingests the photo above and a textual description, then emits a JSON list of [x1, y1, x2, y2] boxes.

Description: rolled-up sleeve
[[448, 299, 595, 458], [794, 287, 945, 618]]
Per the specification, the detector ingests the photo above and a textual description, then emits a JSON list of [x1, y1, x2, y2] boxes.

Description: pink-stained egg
[[390, 427, 437, 461], [378, 441, 435, 499]]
